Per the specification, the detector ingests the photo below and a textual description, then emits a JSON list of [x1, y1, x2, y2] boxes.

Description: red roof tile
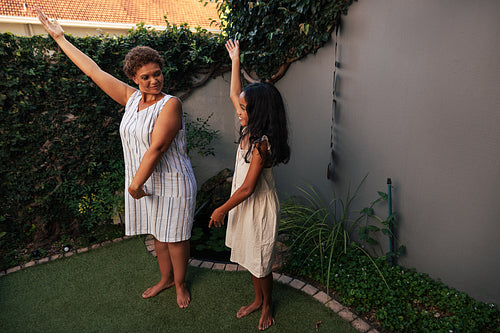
[[0, 0, 221, 30]]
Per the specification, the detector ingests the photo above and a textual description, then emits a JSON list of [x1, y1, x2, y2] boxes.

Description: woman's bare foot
[[236, 301, 262, 318], [176, 282, 191, 308], [258, 304, 274, 331], [142, 280, 174, 299]]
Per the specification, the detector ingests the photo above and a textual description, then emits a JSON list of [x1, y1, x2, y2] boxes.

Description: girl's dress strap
[[257, 135, 271, 152]]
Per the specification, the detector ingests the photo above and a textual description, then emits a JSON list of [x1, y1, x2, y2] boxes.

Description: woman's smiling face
[[133, 62, 164, 94]]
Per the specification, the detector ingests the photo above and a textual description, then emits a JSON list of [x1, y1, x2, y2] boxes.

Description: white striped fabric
[[119, 90, 197, 242]]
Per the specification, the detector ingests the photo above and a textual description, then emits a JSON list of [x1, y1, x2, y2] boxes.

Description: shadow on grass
[[0, 237, 357, 332]]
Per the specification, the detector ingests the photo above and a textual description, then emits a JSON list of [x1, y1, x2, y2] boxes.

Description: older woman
[[36, 7, 196, 308]]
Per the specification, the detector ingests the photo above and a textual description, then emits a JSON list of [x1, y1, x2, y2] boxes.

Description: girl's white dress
[[119, 90, 197, 242], [226, 138, 280, 278]]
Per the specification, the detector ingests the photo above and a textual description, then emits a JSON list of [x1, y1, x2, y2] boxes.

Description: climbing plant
[[1, 0, 356, 268], [0, 25, 225, 261], [216, 0, 355, 82]]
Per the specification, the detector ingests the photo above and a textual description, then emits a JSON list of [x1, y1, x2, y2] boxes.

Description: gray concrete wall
[[182, 75, 240, 186], [320, 0, 499, 305], [190, 0, 500, 306]]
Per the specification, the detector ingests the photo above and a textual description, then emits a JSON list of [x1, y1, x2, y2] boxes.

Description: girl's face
[[133, 62, 164, 95], [238, 92, 249, 127]]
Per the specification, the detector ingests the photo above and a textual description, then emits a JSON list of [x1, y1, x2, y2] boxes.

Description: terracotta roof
[[0, 0, 221, 30]]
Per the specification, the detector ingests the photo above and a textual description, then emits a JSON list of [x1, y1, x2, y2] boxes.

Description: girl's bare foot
[[258, 304, 274, 331], [142, 280, 174, 299], [236, 301, 262, 318], [176, 282, 191, 308]]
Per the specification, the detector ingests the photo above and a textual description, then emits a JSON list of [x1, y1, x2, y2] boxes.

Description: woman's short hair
[[123, 46, 164, 79]]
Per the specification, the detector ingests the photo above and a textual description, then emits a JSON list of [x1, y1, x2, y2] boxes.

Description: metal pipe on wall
[[387, 178, 394, 267]]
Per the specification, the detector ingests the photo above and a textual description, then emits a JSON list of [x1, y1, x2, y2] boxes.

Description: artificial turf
[[0, 237, 357, 332]]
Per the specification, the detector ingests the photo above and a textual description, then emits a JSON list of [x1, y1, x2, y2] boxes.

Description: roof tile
[[0, 0, 221, 30]]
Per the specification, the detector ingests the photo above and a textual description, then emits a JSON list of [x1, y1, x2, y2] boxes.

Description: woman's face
[[133, 62, 164, 94], [238, 92, 249, 127]]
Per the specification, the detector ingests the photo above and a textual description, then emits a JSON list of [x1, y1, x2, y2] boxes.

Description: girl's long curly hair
[[239, 82, 290, 166]]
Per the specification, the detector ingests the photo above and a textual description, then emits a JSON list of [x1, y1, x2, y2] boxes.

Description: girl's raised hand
[[35, 5, 64, 40], [225, 39, 240, 62]]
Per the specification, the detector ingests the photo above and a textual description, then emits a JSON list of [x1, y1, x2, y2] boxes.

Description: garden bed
[[0, 223, 125, 271]]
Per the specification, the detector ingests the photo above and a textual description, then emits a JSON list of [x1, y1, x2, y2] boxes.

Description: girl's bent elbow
[[242, 186, 255, 198]]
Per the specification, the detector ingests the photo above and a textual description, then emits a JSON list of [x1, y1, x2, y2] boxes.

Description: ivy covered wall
[[0, 25, 226, 253]]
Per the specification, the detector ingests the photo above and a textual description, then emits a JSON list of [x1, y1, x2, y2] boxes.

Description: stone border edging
[[146, 235, 379, 333], [0, 236, 134, 278], [0, 236, 135, 277], [0, 235, 379, 333], [185, 258, 378, 333]]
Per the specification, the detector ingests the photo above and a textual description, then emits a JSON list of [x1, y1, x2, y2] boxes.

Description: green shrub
[[280, 183, 500, 332], [216, 0, 355, 81], [0, 25, 224, 269]]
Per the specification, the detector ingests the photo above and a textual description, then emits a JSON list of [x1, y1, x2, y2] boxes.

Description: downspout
[[387, 178, 394, 267]]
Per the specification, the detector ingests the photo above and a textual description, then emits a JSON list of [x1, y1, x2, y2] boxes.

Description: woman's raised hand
[[225, 39, 240, 62], [35, 5, 64, 40], [33, 5, 134, 107]]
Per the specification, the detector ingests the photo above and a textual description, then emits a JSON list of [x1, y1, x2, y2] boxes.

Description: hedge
[[0, 24, 226, 258]]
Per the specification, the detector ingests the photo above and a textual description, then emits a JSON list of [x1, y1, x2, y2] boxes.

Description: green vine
[[216, 0, 355, 82], [1, 0, 356, 267], [0, 25, 224, 259]]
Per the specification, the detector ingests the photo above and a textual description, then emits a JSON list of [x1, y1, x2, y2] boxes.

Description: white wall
[[0, 19, 132, 37]]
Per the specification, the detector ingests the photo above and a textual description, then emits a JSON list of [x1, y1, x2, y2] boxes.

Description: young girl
[[209, 40, 290, 331]]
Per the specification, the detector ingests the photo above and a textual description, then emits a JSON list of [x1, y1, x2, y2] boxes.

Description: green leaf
[[360, 207, 374, 216], [377, 191, 388, 200]]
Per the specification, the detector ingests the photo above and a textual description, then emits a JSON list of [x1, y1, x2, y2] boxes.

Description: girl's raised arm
[[35, 6, 135, 106], [225, 39, 242, 111]]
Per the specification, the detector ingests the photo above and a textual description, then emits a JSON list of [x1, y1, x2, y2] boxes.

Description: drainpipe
[[387, 178, 394, 267]]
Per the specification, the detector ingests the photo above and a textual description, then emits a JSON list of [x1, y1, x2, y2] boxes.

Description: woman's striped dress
[[119, 90, 197, 242]]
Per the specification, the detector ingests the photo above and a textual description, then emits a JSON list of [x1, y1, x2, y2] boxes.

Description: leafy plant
[[191, 225, 227, 253], [0, 24, 224, 267], [279, 175, 390, 295], [325, 248, 500, 332], [62, 160, 125, 232], [215, 0, 355, 82], [280, 179, 500, 331], [358, 190, 405, 260], [0, 230, 6, 249], [185, 113, 219, 157], [189, 169, 232, 260]]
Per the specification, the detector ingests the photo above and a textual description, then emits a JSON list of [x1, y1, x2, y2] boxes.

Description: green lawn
[[0, 237, 357, 332]]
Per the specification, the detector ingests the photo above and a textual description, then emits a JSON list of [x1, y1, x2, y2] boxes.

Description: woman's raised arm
[[35, 6, 135, 106]]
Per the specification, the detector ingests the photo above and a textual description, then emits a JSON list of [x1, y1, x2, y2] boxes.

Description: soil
[[0, 223, 125, 271]]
